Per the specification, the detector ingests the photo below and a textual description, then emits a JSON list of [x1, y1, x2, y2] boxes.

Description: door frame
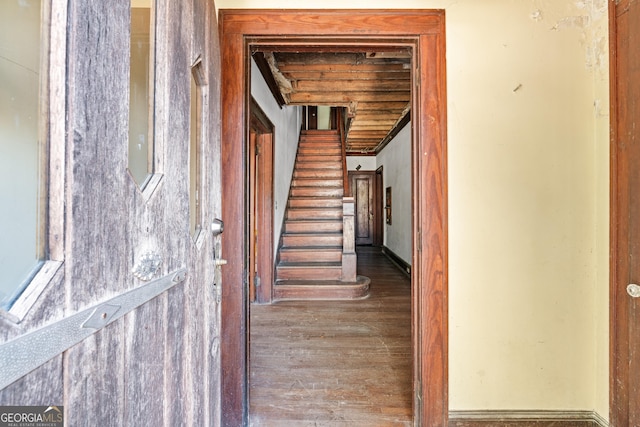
[[375, 166, 384, 246], [249, 97, 275, 304], [609, 0, 636, 424], [220, 10, 448, 426]]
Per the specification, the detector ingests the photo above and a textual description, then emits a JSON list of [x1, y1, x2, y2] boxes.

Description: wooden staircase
[[274, 129, 369, 300]]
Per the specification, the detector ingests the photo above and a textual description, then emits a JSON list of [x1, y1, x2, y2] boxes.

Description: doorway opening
[[220, 10, 447, 426]]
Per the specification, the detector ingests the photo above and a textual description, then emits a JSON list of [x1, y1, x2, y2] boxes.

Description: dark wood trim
[[414, 23, 448, 427], [249, 98, 275, 304], [374, 166, 384, 246], [220, 24, 247, 427], [382, 245, 411, 277], [251, 52, 286, 108], [220, 10, 447, 426], [449, 410, 609, 427], [608, 1, 620, 425]]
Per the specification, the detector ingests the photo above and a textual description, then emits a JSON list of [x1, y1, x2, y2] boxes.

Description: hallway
[[249, 247, 412, 426]]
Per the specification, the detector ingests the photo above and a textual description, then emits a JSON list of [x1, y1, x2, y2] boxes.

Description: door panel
[[612, 0, 640, 424], [0, 0, 223, 425], [351, 172, 375, 245]]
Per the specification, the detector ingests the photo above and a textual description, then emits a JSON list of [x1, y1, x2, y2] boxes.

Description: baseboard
[[448, 410, 609, 427], [381, 245, 411, 277]]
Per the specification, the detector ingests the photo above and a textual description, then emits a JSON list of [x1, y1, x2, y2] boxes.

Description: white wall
[[250, 58, 302, 257], [346, 156, 376, 171], [224, 0, 609, 419], [376, 124, 412, 264]]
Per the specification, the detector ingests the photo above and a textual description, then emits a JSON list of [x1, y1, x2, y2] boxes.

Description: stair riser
[[287, 209, 342, 220], [282, 235, 343, 247], [279, 251, 342, 263], [298, 141, 341, 147], [276, 267, 342, 281], [297, 156, 342, 164], [296, 162, 342, 170], [298, 148, 342, 155], [292, 179, 343, 188], [288, 198, 343, 208], [294, 169, 343, 179], [284, 221, 342, 233], [290, 187, 343, 197]]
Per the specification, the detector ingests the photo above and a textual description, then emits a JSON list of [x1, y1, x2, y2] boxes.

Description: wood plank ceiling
[[253, 49, 412, 155]]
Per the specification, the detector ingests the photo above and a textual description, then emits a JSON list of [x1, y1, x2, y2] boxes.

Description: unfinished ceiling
[[253, 49, 412, 155]]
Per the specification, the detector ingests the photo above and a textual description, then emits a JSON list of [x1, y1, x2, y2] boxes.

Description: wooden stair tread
[[278, 261, 342, 267], [280, 245, 342, 251]]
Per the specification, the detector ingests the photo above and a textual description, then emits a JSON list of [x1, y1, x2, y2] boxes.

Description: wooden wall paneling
[[220, 10, 447, 426]]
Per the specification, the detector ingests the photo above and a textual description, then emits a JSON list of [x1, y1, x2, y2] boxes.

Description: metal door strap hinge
[[0, 268, 187, 390]]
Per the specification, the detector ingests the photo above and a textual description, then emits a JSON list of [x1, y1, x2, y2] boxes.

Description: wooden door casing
[[611, 0, 640, 424], [220, 10, 447, 427], [0, 0, 223, 425], [375, 166, 384, 246], [249, 98, 275, 304]]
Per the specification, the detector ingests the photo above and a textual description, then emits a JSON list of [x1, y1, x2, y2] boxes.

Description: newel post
[[342, 196, 357, 282]]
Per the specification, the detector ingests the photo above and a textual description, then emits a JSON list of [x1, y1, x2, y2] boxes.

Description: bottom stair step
[[276, 262, 342, 281], [273, 276, 371, 301]]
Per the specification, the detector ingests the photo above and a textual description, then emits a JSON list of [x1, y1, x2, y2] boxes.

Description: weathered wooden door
[[0, 1, 222, 425], [351, 172, 375, 245], [611, 0, 640, 424]]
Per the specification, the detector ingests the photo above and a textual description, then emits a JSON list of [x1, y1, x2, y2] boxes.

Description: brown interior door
[[249, 100, 274, 304], [351, 172, 375, 245], [612, 0, 640, 424], [249, 130, 257, 303], [308, 106, 318, 130]]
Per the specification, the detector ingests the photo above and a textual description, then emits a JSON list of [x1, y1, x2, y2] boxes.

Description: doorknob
[[211, 218, 224, 236], [627, 284, 640, 298]]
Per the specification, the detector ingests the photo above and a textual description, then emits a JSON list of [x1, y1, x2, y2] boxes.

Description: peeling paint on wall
[[546, 0, 608, 76], [551, 15, 590, 30], [530, 9, 543, 21]]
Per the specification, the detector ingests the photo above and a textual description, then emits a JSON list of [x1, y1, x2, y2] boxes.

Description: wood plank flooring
[[249, 246, 412, 426]]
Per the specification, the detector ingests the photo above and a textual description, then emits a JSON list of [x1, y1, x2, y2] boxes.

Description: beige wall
[[217, 0, 610, 418]]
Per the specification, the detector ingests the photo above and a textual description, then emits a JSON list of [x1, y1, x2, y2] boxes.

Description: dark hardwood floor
[[249, 246, 412, 426]]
